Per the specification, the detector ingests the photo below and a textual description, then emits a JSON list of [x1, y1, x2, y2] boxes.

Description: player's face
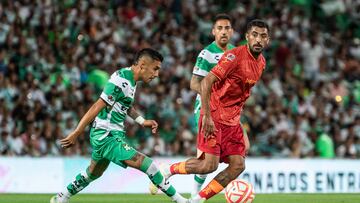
[[246, 26, 270, 55], [212, 19, 233, 47], [139, 57, 161, 83]]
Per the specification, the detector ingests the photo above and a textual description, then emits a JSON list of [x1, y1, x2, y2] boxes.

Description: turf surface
[[0, 193, 359, 203]]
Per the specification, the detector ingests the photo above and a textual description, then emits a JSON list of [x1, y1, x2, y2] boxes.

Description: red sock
[[169, 162, 187, 174], [199, 179, 224, 199]]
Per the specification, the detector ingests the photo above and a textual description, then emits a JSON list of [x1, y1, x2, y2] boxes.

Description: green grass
[[0, 193, 359, 203]]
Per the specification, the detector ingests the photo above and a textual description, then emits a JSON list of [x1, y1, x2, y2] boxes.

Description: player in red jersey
[[161, 19, 270, 202]]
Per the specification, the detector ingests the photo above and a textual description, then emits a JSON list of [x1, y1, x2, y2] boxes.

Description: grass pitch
[[0, 193, 359, 203]]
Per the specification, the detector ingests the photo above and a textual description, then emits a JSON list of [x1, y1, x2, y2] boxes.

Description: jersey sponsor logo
[[225, 53, 236, 61], [122, 82, 128, 88], [120, 105, 128, 112], [214, 54, 221, 61], [199, 49, 223, 63]]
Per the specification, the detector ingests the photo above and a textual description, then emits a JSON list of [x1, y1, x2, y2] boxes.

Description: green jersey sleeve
[[193, 49, 211, 77], [100, 72, 129, 106]]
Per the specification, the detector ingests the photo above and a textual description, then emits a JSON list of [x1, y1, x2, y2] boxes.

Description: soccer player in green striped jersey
[[191, 14, 235, 131], [50, 49, 187, 203], [190, 14, 249, 197]]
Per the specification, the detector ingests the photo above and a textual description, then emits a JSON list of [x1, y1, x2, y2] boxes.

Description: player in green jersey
[[190, 14, 250, 197], [50, 48, 187, 203], [191, 13, 235, 134]]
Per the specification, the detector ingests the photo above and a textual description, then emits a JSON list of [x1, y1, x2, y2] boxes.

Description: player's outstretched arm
[[128, 107, 158, 134], [60, 98, 107, 148], [200, 72, 218, 138]]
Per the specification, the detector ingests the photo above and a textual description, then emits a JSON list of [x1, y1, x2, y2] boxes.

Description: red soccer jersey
[[207, 45, 266, 126]]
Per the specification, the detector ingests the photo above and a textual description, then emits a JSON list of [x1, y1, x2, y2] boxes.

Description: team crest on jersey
[[225, 53, 235, 61], [122, 143, 132, 151]]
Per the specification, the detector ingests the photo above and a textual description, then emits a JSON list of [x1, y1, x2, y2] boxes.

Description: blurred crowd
[[0, 0, 359, 158]]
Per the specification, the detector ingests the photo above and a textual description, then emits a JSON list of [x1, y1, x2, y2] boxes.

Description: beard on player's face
[[246, 27, 269, 55], [250, 43, 263, 53]]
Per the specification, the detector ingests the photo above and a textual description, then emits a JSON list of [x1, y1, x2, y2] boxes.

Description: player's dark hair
[[246, 19, 270, 33], [133, 48, 163, 64], [214, 13, 233, 26]]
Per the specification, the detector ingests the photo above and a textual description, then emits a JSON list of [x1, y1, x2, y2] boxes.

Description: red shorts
[[197, 115, 246, 163]]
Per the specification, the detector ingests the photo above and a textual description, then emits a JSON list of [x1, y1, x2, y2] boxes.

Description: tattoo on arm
[[131, 153, 143, 162], [128, 107, 140, 120], [191, 75, 204, 94]]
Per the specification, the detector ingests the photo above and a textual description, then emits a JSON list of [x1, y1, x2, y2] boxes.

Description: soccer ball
[[224, 179, 255, 203], [149, 182, 158, 195]]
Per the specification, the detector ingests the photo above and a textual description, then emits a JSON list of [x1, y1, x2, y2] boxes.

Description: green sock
[[194, 174, 207, 184], [140, 157, 176, 197], [193, 174, 207, 195], [66, 168, 99, 196]]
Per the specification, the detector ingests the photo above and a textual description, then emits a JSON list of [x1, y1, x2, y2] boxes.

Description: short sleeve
[[100, 72, 126, 106], [210, 51, 238, 81], [193, 50, 210, 77]]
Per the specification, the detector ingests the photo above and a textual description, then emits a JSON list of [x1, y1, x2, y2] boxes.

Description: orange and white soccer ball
[[224, 179, 255, 203]]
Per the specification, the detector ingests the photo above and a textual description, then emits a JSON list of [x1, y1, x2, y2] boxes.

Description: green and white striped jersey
[[93, 67, 136, 139], [193, 41, 235, 114]]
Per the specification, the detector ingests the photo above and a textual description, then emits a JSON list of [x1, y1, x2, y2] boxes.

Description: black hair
[[246, 19, 270, 33], [214, 13, 233, 25], [133, 48, 163, 65]]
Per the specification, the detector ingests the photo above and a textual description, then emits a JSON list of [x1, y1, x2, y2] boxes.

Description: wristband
[[135, 116, 145, 125]]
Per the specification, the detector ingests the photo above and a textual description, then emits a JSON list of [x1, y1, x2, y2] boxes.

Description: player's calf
[[165, 158, 219, 176], [228, 157, 245, 179], [192, 157, 245, 201], [140, 157, 186, 203]]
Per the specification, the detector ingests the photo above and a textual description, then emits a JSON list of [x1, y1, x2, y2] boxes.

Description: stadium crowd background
[[0, 0, 359, 158]]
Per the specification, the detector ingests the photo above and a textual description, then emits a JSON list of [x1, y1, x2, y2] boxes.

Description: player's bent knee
[[201, 161, 218, 173], [230, 161, 245, 177]]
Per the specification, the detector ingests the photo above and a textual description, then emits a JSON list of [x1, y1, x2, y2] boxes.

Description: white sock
[[161, 163, 172, 178], [191, 194, 205, 201], [57, 191, 70, 200], [192, 174, 207, 196]]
